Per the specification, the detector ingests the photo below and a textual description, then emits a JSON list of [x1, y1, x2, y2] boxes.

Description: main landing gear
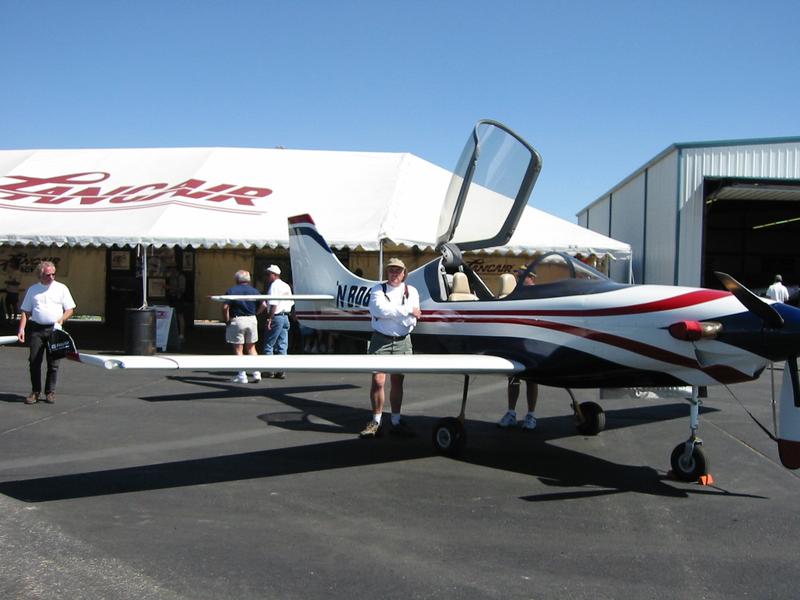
[[430, 379, 609, 458], [567, 389, 606, 436], [432, 376, 470, 457]]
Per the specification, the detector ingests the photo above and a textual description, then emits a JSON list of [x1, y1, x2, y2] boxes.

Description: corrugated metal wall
[[609, 175, 646, 282], [644, 151, 679, 284], [583, 196, 611, 236]]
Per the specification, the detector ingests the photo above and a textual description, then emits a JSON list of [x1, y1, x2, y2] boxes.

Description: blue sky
[[2, 0, 798, 221]]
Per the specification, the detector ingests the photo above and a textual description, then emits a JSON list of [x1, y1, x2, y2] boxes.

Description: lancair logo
[[0, 172, 273, 212]]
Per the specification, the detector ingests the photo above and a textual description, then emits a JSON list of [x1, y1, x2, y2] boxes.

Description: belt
[[29, 321, 54, 329], [376, 331, 408, 341]]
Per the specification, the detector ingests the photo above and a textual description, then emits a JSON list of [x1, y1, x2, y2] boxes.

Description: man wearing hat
[[261, 264, 294, 378], [766, 274, 790, 303], [359, 257, 422, 438], [498, 265, 539, 430]]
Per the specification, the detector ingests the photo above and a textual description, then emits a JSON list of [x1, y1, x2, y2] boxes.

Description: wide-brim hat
[[385, 257, 406, 271]]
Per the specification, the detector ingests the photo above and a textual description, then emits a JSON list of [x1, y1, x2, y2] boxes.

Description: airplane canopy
[[0, 147, 630, 259]]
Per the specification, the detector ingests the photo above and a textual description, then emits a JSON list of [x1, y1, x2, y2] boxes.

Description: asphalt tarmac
[[1, 341, 799, 599]]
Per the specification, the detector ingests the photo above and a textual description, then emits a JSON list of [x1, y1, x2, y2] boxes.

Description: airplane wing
[[71, 352, 525, 375], [0, 335, 18, 346], [209, 295, 334, 302]]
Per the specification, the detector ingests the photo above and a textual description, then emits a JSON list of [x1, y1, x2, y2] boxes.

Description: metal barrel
[[124, 308, 156, 355]]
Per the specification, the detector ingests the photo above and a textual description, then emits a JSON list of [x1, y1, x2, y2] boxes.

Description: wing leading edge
[[71, 353, 525, 375]]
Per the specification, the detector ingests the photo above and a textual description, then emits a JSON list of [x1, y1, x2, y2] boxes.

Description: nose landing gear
[[670, 388, 711, 482]]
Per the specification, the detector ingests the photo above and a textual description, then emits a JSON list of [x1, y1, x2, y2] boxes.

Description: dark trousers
[[28, 325, 60, 394]]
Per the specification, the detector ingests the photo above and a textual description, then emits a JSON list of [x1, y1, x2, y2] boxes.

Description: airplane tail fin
[[288, 214, 375, 332]]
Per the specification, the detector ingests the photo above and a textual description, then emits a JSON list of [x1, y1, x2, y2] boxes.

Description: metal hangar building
[[577, 137, 800, 290]]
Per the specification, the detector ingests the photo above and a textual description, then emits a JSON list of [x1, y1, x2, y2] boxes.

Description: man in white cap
[[261, 264, 294, 378], [360, 257, 422, 439]]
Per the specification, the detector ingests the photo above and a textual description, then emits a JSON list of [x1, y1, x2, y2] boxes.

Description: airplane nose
[[714, 304, 800, 363], [768, 303, 800, 361]]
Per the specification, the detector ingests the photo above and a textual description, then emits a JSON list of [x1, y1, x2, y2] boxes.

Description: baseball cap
[[266, 264, 281, 275]]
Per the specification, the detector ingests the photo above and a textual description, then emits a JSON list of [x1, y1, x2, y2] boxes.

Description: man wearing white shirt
[[260, 265, 294, 379], [766, 274, 790, 303], [18, 261, 76, 405], [359, 257, 422, 439]]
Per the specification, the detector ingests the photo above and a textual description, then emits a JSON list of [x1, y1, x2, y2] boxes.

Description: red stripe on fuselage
[[434, 289, 730, 318], [297, 303, 751, 384]]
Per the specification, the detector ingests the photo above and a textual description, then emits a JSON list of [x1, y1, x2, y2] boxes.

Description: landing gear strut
[[432, 375, 470, 457]]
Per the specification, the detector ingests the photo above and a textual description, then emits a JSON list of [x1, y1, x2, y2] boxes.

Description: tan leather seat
[[497, 273, 517, 298], [448, 272, 478, 301]]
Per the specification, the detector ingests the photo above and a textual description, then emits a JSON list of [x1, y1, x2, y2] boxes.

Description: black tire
[[576, 401, 606, 435], [432, 417, 466, 457], [670, 442, 709, 482]]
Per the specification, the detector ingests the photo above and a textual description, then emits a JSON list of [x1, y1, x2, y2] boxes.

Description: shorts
[[368, 331, 413, 355], [226, 315, 258, 344]]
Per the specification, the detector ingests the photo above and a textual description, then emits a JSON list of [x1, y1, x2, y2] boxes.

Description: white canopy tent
[[0, 147, 630, 259]]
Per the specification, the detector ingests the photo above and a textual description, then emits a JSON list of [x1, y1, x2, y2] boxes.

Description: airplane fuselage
[[294, 256, 800, 390]]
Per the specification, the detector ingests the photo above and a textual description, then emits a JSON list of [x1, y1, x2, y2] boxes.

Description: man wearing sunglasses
[[18, 261, 76, 405]]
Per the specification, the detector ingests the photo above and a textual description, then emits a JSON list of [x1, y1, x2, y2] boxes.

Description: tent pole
[[140, 244, 149, 308], [378, 239, 384, 279]]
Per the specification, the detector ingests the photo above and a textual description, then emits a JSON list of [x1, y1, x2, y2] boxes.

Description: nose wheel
[[670, 440, 708, 482]]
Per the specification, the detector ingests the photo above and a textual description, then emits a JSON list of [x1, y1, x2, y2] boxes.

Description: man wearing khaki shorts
[[222, 270, 262, 384], [359, 257, 422, 439]]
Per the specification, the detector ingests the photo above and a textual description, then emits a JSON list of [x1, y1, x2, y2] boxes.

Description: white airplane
[[71, 120, 800, 482]]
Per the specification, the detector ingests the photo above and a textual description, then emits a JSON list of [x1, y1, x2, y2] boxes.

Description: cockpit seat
[[497, 273, 517, 298], [448, 272, 478, 301]]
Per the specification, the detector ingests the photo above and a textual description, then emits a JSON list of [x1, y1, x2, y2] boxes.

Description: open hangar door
[[702, 177, 800, 300]]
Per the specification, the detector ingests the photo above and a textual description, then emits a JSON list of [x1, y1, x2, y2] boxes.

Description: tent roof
[[0, 147, 630, 259]]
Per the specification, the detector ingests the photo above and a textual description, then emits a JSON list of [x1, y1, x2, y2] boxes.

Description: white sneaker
[[497, 411, 517, 428], [230, 371, 248, 383], [251, 371, 262, 382], [521, 413, 537, 430]]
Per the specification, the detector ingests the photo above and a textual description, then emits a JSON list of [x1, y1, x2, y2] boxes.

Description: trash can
[[124, 308, 156, 355]]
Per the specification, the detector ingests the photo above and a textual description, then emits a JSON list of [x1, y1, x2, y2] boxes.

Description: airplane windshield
[[436, 121, 542, 252], [525, 252, 608, 284]]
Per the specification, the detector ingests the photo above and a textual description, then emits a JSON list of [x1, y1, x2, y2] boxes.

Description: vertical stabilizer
[[288, 214, 376, 334]]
